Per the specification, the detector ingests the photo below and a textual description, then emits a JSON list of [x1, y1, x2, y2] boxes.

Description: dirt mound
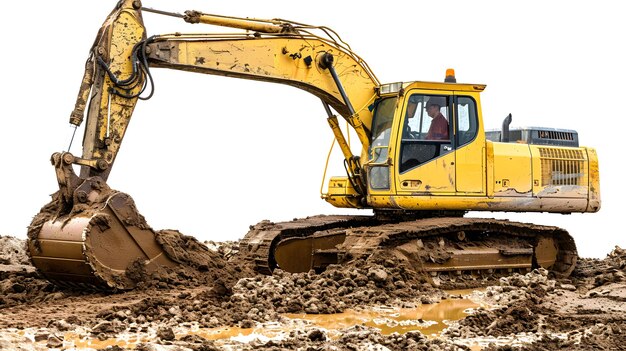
[[0, 235, 65, 308], [571, 246, 626, 290], [0, 229, 254, 312], [445, 269, 557, 338], [123, 229, 255, 293], [233, 255, 443, 317], [445, 253, 626, 350], [482, 321, 626, 351], [0, 267, 61, 308], [0, 231, 261, 328], [94, 238, 446, 331], [0, 235, 30, 265]]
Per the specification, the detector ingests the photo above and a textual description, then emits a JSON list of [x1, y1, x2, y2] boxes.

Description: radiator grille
[[537, 130, 576, 141], [538, 148, 587, 186]]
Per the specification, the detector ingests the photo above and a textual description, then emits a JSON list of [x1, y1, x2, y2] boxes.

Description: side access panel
[[490, 142, 533, 197]]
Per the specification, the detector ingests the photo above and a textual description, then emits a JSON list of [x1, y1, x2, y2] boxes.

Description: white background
[[1, 0, 623, 258]]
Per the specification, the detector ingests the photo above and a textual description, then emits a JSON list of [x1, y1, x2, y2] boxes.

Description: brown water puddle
[[53, 289, 483, 349], [182, 289, 483, 342], [282, 289, 482, 338], [62, 332, 143, 349]]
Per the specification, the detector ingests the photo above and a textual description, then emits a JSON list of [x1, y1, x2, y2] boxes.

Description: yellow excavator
[[27, 0, 600, 290]]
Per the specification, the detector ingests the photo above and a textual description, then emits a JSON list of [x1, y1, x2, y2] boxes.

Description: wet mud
[[446, 248, 626, 350], [2, 232, 626, 350]]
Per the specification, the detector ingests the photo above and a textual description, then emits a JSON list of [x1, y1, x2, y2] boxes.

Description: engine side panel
[[491, 142, 533, 197], [530, 145, 590, 199], [363, 142, 597, 214]]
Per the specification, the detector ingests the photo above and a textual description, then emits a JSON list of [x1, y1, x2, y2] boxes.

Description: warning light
[[445, 68, 456, 83]]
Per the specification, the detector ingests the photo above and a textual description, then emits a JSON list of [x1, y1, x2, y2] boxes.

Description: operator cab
[[367, 74, 484, 195], [326, 70, 598, 214]]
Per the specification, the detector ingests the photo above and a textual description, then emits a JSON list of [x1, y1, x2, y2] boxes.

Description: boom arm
[[34, 0, 380, 291], [146, 34, 376, 127], [63, 0, 379, 203]]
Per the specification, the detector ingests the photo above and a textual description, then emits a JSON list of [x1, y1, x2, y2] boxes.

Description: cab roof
[[402, 80, 486, 92]]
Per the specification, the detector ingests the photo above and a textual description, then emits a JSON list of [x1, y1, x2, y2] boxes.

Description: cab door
[[395, 92, 456, 195], [453, 95, 485, 194]]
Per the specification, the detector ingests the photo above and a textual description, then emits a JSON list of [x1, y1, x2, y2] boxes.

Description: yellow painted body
[[326, 81, 600, 214], [66, 1, 599, 217], [148, 36, 377, 124]]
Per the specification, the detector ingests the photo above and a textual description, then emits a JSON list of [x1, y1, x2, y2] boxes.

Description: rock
[[157, 327, 176, 341], [46, 335, 63, 348], [11, 283, 25, 293], [34, 333, 49, 342], [308, 329, 326, 341], [168, 306, 181, 316], [305, 303, 319, 314], [92, 321, 115, 334], [48, 319, 72, 331], [286, 298, 303, 313], [420, 296, 434, 304], [560, 284, 577, 291], [368, 268, 388, 283], [239, 319, 255, 328]]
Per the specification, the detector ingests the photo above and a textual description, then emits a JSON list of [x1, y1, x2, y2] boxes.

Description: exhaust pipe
[[501, 113, 512, 142]]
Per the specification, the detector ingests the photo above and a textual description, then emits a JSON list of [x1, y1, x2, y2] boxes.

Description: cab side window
[[457, 96, 478, 147], [402, 95, 450, 141], [399, 94, 452, 173]]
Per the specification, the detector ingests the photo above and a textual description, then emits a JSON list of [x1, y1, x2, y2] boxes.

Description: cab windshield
[[369, 97, 397, 156], [368, 97, 397, 189]]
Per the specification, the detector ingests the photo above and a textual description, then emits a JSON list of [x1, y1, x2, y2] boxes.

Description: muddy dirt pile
[[90, 233, 446, 331], [2, 233, 626, 350], [571, 245, 626, 288], [0, 235, 30, 265], [0, 236, 64, 308], [136, 229, 253, 292], [444, 269, 561, 337], [232, 254, 444, 316], [444, 248, 626, 350], [0, 234, 466, 351]]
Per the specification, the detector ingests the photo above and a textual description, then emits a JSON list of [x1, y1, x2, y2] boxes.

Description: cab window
[[368, 97, 397, 189], [402, 95, 450, 141], [457, 96, 478, 147], [399, 94, 452, 173]]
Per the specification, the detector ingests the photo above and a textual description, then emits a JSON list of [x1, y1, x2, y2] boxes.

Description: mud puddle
[[6, 290, 483, 350], [283, 289, 483, 338]]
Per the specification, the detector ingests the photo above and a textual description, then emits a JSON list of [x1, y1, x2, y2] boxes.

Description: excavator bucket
[[28, 178, 177, 290]]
